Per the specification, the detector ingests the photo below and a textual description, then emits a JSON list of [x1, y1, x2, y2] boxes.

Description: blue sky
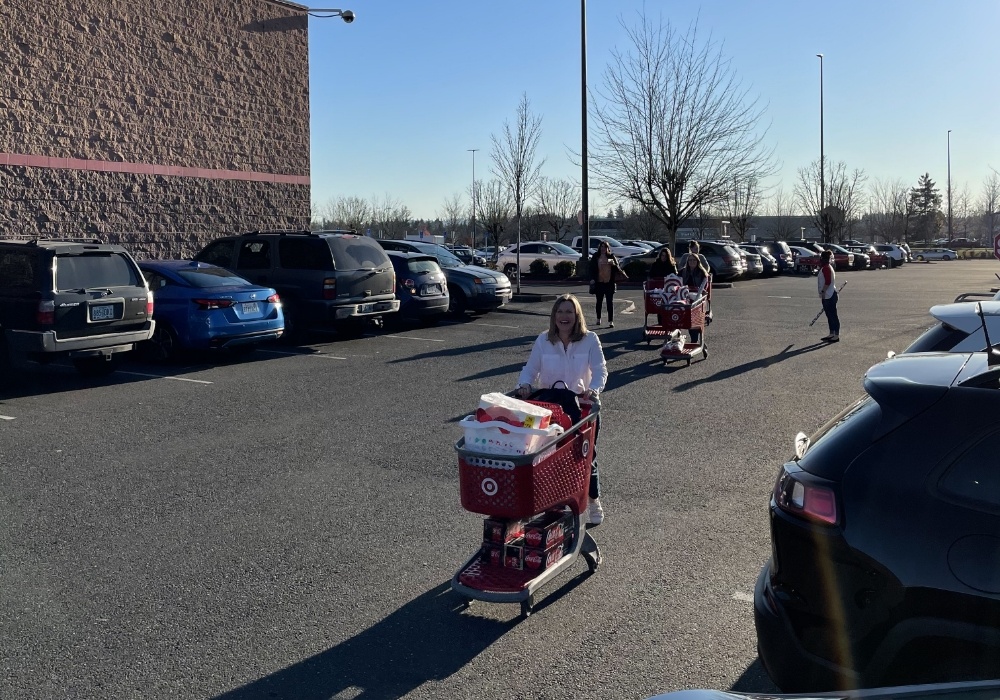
[[307, 0, 1000, 220]]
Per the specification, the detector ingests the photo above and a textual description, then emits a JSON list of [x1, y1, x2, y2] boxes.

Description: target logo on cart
[[581, 440, 590, 458], [670, 312, 681, 322], [481, 477, 499, 496]]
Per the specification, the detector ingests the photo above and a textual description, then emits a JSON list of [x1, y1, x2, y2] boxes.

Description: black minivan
[[195, 230, 399, 338]]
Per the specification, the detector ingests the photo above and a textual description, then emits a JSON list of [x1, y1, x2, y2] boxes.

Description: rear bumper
[[400, 296, 449, 317], [7, 322, 155, 357], [333, 299, 400, 320]]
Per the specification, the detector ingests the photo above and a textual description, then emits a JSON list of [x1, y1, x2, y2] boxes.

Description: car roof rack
[[239, 229, 358, 237]]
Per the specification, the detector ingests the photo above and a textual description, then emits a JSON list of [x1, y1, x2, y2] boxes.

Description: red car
[[817, 243, 856, 271], [850, 245, 890, 269]]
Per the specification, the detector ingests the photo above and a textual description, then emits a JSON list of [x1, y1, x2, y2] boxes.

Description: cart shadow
[[213, 582, 517, 700], [671, 341, 829, 393]]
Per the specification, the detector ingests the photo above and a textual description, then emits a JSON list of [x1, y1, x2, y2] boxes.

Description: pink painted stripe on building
[[0, 152, 310, 186]]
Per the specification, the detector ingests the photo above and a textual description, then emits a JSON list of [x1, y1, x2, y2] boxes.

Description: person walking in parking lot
[[818, 249, 840, 342], [516, 294, 608, 525], [590, 241, 628, 328], [678, 240, 710, 269], [648, 247, 677, 279]]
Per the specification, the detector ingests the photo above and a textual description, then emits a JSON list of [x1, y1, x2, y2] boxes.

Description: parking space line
[[258, 349, 347, 360], [767, 295, 793, 299], [732, 591, 754, 603], [0, 415, 15, 421], [474, 322, 519, 329], [383, 334, 444, 342], [311, 354, 347, 360], [119, 371, 213, 385]]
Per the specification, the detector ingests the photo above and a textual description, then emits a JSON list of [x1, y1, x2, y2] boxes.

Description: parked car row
[[754, 282, 1000, 692], [1, 231, 515, 380]]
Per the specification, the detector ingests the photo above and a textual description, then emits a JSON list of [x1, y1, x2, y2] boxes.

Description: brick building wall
[[0, 0, 311, 259]]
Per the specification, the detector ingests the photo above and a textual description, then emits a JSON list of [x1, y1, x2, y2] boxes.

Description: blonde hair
[[547, 294, 588, 343]]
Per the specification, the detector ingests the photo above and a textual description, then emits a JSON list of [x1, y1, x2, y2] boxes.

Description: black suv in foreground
[[0, 239, 154, 378], [195, 230, 399, 338], [755, 350, 1000, 691]]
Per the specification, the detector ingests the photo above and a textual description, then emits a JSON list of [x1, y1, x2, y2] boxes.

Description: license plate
[[421, 285, 439, 296], [241, 302, 260, 314], [90, 304, 116, 321], [359, 303, 376, 314]]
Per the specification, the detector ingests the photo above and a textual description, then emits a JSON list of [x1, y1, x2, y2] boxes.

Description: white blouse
[[517, 331, 608, 395]]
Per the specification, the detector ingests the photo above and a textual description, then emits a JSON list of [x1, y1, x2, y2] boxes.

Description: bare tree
[[491, 93, 545, 288], [621, 202, 666, 242], [980, 169, 1000, 244], [721, 176, 762, 242], [535, 177, 579, 242], [866, 177, 909, 243], [439, 191, 465, 245], [477, 179, 512, 252], [321, 195, 370, 231], [794, 160, 867, 242], [588, 15, 776, 250], [761, 186, 801, 240], [371, 193, 411, 240]]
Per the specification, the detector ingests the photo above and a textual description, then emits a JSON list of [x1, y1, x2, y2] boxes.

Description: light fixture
[[308, 8, 355, 23]]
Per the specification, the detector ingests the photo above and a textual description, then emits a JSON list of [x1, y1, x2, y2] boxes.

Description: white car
[[903, 301, 1000, 353], [569, 235, 649, 259], [873, 243, 907, 267], [913, 248, 958, 261], [496, 241, 581, 277]]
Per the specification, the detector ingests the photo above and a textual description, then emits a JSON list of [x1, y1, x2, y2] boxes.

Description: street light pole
[[947, 130, 953, 242], [580, 0, 590, 272], [468, 148, 478, 252], [816, 53, 825, 241]]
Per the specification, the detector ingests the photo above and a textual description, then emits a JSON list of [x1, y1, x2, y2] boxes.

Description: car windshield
[[549, 242, 577, 255], [56, 253, 140, 290], [411, 242, 464, 268], [174, 266, 253, 288]]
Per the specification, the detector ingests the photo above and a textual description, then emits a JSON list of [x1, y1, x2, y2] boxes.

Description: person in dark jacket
[[648, 247, 677, 279], [589, 241, 629, 328]]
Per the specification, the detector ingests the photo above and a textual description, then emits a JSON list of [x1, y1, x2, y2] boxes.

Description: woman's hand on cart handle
[[515, 383, 533, 399]]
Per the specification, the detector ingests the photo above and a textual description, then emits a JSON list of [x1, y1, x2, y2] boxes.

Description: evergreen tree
[[908, 173, 942, 242]]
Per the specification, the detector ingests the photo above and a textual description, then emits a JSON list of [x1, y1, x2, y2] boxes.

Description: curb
[[512, 292, 560, 303]]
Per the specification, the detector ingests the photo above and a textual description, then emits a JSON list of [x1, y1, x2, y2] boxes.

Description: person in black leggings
[[589, 241, 629, 328]]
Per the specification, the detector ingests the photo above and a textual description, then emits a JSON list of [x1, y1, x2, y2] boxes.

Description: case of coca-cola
[[503, 537, 572, 572], [479, 542, 504, 567], [523, 509, 573, 550], [482, 517, 525, 545]]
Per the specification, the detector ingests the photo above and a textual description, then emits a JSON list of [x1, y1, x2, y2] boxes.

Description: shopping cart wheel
[[520, 595, 535, 618], [703, 345, 709, 359], [584, 549, 601, 574]]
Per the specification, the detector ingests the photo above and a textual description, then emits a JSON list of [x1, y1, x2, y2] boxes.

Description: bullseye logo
[[670, 312, 680, 322], [581, 440, 590, 457], [481, 477, 498, 496]]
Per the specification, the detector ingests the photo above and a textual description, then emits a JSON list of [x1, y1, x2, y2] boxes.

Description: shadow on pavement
[[213, 582, 517, 700], [729, 658, 780, 693], [672, 342, 829, 393]]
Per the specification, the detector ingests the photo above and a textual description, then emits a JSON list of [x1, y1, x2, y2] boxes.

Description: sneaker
[[820, 334, 833, 342], [595, 319, 601, 326], [828, 334, 840, 342], [608, 322, 615, 328], [587, 497, 604, 526]]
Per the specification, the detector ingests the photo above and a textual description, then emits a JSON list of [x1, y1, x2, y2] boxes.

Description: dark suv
[[194, 230, 399, 337], [755, 351, 1000, 691], [0, 239, 154, 378]]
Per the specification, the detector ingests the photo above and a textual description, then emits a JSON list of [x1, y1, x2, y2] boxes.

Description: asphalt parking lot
[[1, 259, 997, 700]]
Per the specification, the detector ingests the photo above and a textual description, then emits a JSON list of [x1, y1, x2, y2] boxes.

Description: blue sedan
[[138, 260, 283, 360]]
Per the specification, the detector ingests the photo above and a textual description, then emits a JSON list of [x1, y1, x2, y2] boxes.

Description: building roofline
[[263, 0, 309, 12]]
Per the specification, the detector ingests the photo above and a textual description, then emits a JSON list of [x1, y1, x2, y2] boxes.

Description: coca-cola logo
[[525, 531, 541, 547], [525, 551, 542, 567]]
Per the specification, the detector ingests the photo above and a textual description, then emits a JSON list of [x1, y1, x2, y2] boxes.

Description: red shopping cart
[[451, 398, 601, 617], [642, 276, 711, 366]]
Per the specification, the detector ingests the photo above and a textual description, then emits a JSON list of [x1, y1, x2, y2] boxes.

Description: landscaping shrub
[[528, 258, 550, 276], [553, 260, 576, 278]]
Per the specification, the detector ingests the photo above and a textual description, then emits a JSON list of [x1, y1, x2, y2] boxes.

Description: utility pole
[[468, 148, 478, 252]]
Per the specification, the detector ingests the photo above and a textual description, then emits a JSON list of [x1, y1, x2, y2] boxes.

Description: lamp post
[[947, 130, 953, 242], [816, 53, 825, 241], [468, 148, 478, 252], [580, 0, 590, 271]]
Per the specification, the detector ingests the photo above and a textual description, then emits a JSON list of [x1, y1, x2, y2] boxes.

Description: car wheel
[[917, 255, 924, 261], [73, 354, 122, 377], [943, 255, 950, 261], [503, 264, 518, 280], [148, 322, 180, 362], [280, 303, 301, 343], [448, 286, 468, 315]]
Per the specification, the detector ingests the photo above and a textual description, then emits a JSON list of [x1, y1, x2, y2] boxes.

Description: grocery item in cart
[[483, 517, 525, 544], [523, 509, 573, 549], [459, 415, 564, 456], [478, 392, 552, 429]]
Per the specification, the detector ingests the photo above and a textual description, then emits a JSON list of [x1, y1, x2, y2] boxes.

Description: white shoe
[[608, 322, 615, 328], [587, 498, 604, 526]]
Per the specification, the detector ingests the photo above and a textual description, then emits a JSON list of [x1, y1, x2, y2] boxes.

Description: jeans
[[594, 282, 615, 322], [822, 291, 840, 335]]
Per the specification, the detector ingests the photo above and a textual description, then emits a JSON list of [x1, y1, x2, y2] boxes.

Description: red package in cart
[[523, 510, 573, 550], [503, 539, 525, 570], [483, 517, 525, 544], [523, 540, 569, 572]]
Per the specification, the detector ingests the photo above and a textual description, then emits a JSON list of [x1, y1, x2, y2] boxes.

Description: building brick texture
[[0, 0, 311, 258]]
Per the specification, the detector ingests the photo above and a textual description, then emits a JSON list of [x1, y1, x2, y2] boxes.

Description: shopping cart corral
[[452, 399, 601, 617], [643, 275, 711, 366]]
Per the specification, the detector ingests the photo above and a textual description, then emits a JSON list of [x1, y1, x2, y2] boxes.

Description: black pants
[[594, 282, 615, 322]]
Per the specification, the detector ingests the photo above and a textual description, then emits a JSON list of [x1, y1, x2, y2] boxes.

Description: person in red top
[[817, 249, 840, 342]]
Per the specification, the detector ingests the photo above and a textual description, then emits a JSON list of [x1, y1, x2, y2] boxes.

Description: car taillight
[[403, 279, 416, 294], [773, 464, 838, 525], [323, 277, 336, 300], [192, 298, 234, 310], [146, 290, 154, 316], [37, 300, 54, 325], [266, 293, 280, 304]]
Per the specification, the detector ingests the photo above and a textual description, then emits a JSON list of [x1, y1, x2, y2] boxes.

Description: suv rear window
[[0, 251, 36, 289], [55, 253, 140, 290], [406, 258, 440, 274], [329, 237, 389, 269], [280, 238, 334, 270], [904, 323, 970, 353]]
